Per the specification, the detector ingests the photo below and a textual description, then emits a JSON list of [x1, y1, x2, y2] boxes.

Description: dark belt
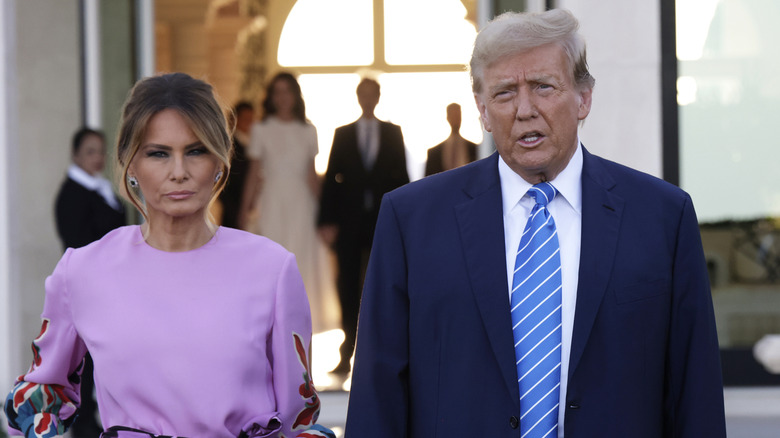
[[102, 426, 184, 438]]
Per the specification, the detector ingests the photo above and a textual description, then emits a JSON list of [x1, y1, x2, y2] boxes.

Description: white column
[[476, 0, 495, 159], [558, 0, 663, 177], [83, 0, 102, 128], [526, 0, 547, 12], [0, 0, 19, 398], [477, 0, 493, 28], [135, 0, 155, 79]]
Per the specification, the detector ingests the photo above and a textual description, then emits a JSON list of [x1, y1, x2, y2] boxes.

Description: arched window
[[278, 0, 481, 180]]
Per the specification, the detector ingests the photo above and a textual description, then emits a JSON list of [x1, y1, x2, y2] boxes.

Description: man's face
[[73, 134, 106, 176], [357, 81, 381, 115], [475, 43, 592, 183], [235, 107, 254, 134], [446, 104, 462, 132]]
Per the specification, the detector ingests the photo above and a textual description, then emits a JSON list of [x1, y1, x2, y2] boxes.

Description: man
[[54, 127, 125, 437], [425, 103, 478, 176], [318, 78, 409, 375], [220, 101, 254, 229], [346, 9, 725, 438]]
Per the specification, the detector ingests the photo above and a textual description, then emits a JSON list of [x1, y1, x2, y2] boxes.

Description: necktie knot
[[529, 182, 557, 207]]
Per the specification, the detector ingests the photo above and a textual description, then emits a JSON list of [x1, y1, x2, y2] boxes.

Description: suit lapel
[[454, 154, 520, 406], [568, 148, 624, 378]]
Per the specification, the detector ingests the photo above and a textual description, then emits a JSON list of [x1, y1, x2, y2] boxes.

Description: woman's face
[[271, 78, 296, 116], [129, 109, 221, 221], [73, 134, 106, 176]]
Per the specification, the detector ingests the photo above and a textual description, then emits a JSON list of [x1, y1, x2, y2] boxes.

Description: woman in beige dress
[[241, 72, 339, 335]]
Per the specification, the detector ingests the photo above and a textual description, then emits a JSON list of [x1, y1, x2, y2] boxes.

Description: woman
[[241, 73, 339, 335], [4, 73, 334, 438], [54, 127, 126, 437], [55, 127, 126, 251]]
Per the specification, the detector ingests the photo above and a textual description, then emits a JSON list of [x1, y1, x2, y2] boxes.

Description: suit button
[[509, 415, 519, 429], [568, 403, 580, 409]]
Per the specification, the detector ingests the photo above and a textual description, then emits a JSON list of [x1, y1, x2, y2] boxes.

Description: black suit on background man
[[425, 102, 478, 176], [55, 177, 126, 250], [425, 138, 478, 176], [318, 78, 409, 374]]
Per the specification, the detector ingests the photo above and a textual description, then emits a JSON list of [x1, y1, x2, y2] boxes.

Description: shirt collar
[[499, 140, 583, 215], [67, 163, 101, 191]]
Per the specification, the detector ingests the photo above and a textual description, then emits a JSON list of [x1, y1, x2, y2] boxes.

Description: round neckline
[[135, 225, 220, 254]]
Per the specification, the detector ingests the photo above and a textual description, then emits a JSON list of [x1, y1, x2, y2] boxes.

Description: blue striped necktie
[[510, 182, 562, 438]]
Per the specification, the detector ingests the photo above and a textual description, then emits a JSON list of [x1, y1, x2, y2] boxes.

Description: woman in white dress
[[241, 72, 339, 335]]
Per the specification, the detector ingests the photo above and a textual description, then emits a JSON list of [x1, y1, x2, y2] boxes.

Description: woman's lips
[[165, 191, 195, 200]]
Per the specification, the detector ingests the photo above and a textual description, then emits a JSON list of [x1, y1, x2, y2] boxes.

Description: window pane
[[299, 72, 482, 180], [678, 0, 780, 360], [384, 0, 476, 65], [278, 0, 373, 66]]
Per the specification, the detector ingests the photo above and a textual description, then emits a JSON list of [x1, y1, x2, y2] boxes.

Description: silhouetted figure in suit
[[54, 127, 125, 437], [425, 103, 478, 176], [318, 78, 409, 375]]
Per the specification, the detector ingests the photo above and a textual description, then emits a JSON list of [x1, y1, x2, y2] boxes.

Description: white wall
[[0, 0, 19, 399], [7, 0, 82, 377], [560, 0, 663, 178]]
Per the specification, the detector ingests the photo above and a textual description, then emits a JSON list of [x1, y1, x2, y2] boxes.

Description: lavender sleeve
[[269, 254, 334, 438], [4, 249, 88, 437]]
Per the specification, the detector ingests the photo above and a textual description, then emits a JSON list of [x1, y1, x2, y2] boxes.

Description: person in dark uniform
[[219, 101, 254, 229], [54, 127, 125, 437]]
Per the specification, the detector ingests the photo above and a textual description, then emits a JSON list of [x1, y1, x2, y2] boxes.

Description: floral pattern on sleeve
[[287, 332, 335, 438], [4, 319, 80, 437]]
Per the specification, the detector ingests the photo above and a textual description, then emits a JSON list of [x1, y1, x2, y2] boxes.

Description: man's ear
[[577, 87, 593, 121]]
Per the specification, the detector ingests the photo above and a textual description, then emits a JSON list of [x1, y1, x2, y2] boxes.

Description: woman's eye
[[147, 151, 168, 158], [188, 148, 209, 156]]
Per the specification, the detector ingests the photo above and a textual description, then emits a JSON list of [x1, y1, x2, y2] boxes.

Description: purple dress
[[5, 226, 333, 438]]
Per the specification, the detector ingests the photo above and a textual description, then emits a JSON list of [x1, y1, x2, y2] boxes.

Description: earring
[[215, 171, 223, 183], [128, 176, 138, 187]]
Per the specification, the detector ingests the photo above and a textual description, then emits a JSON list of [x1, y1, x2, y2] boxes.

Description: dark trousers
[[72, 353, 101, 436], [335, 239, 371, 370]]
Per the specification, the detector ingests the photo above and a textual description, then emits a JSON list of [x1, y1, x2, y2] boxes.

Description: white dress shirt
[[356, 117, 379, 170], [499, 142, 583, 438]]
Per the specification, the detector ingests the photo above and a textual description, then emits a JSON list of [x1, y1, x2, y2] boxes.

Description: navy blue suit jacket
[[346, 148, 726, 437]]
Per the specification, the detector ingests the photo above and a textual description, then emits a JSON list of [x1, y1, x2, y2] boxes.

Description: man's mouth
[[519, 132, 544, 145]]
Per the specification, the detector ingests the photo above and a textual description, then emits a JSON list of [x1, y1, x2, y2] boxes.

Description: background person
[[55, 128, 125, 250], [424, 102, 478, 176], [241, 72, 339, 336], [218, 100, 254, 229], [317, 77, 409, 375], [53, 127, 125, 437], [5, 72, 334, 438], [346, 9, 725, 437]]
